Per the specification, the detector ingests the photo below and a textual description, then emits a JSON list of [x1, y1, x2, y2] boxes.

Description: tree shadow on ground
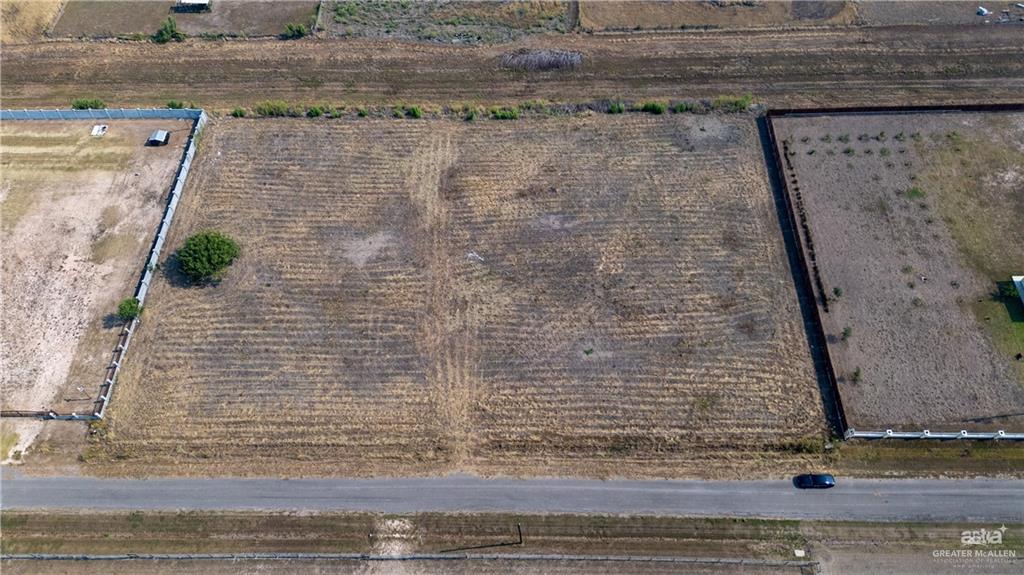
[[994, 281, 1024, 323], [101, 313, 124, 329], [162, 253, 214, 289]]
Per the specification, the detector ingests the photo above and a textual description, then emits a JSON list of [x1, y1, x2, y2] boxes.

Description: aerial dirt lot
[[578, 1, 1020, 31], [52, 0, 318, 38], [579, 0, 857, 31], [89, 113, 823, 478], [773, 111, 1024, 431], [0, 0, 62, 43], [3, 25, 1023, 110], [0, 119, 187, 462]]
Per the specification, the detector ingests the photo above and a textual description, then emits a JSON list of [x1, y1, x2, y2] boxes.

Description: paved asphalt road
[[2, 472, 1022, 522]]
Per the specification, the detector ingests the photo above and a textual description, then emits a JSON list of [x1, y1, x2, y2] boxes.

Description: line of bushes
[[235, 94, 756, 121]]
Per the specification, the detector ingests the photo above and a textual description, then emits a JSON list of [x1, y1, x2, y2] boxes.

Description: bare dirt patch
[[773, 111, 1024, 431], [92, 114, 822, 478], [0, 119, 186, 460], [579, 0, 857, 31], [52, 0, 318, 38]]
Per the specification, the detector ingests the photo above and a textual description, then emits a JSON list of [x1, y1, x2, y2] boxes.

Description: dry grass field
[[94, 113, 823, 478], [323, 0, 571, 43], [0, 0, 63, 43], [0, 119, 187, 461], [579, 0, 857, 31], [52, 0, 318, 38], [774, 111, 1024, 431]]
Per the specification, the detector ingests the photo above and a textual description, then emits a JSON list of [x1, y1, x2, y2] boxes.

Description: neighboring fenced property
[[765, 103, 1024, 442], [0, 108, 207, 421]]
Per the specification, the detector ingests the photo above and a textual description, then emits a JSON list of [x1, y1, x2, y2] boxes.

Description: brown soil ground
[[0, 0, 63, 43], [85, 113, 823, 478], [0, 119, 187, 461], [2, 25, 1023, 110], [0, 561, 809, 575], [51, 0, 318, 38], [580, 0, 857, 31], [856, 0, 1024, 26], [3, 511, 1019, 574], [773, 111, 1024, 431], [322, 0, 571, 44]]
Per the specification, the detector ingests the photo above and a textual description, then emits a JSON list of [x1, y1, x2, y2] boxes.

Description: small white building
[[175, 0, 211, 12], [1014, 276, 1024, 307]]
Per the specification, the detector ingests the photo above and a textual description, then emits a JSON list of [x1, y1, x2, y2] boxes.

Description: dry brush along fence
[[765, 103, 1024, 442], [0, 108, 208, 421]]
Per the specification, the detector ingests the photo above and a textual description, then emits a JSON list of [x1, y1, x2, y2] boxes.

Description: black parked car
[[793, 473, 836, 489]]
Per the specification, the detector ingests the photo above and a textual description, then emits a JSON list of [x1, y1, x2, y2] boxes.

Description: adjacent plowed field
[[99, 114, 823, 477]]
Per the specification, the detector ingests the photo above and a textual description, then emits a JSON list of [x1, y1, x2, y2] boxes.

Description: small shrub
[[879, 147, 890, 157], [230, 107, 246, 118], [357, 107, 368, 117], [254, 100, 287, 116], [842, 147, 854, 155], [177, 231, 240, 283], [281, 23, 308, 40], [254, 100, 295, 117], [166, 100, 185, 109], [850, 367, 862, 383], [306, 106, 323, 117], [904, 186, 926, 199], [673, 102, 696, 113], [464, 108, 477, 121], [329, 107, 344, 118], [711, 93, 753, 112], [490, 107, 519, 120], [837, 134, 850, 143], [153, 17, 186, 43], [841, 326, 852, 341], [71, 98, 105, 110], [116, 298, 142, 321], [820, 134, 832, 143], [640, 101, 666, 115], [405, 105, 423, 119], [608, 101, 625, 114], [833, 287, 843, 298]]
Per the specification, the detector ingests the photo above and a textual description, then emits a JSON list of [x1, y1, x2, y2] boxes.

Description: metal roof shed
[[146, 130, 170, 146], [1014, 276, 1024, 308]]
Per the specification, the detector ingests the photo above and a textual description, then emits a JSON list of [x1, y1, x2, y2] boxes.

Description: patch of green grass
[[71, 98, 105, 110], [903, 186, 926, 199], [711, 93, 753, 112], [90, 233, 137, 264], [608, 101, 625, 114], [1, 424, 19, 460], [489, 107, 519, 120], [0, 185, 38, 231], [639, 101, 666, 115]]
